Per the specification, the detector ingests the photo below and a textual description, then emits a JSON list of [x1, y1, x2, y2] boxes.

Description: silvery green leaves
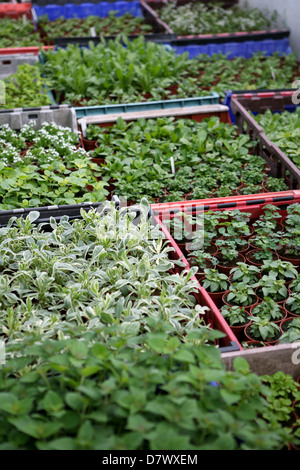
[[159, 2, 279, 35], [0, 205, 210, 351]]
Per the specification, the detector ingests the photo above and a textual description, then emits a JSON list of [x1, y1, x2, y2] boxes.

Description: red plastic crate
[[151, 190, 300, 350], [0, 46, 53, 56]]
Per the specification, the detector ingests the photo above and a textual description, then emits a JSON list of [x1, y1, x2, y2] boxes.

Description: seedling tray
[[74, 92, 220, 119], [0, 46, 53, 56], [230, 91, 300, 188], [0, 2, 33, 19], [77, 103, 231, 134], [0, 201, 105, 227], [151, 189, 300, 358], [0, 104, 78, 132], [140, 0, 292, 59], [77, 102, 300, 192]]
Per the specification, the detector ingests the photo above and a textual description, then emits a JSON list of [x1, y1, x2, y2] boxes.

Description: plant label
[[170, 156, 175, 175], [0, 341, 5, 365]]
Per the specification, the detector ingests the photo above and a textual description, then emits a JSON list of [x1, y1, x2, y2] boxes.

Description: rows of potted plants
[[0, 203, 299, 450], [163, 203, 300, 348], [39, 39, 300, 105], [0, 121, 108, 209], [80, 115, 289, 203], [0, 11, 156, 48], [1, 38, 298, 110]]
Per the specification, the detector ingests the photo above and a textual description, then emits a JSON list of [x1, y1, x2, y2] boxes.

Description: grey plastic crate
[[0, 104, 78, 132], [0, 54, 39, 80]]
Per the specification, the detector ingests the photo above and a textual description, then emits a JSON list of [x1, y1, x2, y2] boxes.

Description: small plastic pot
[[250, 303, 287, 325], [246, 249, 278, 267], [244, 322, 282, 346], [216, 253, 246, 275], [283, 298, 300, 318], [82, 137, 98, 151]]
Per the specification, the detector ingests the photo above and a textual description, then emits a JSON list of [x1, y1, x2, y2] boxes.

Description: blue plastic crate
[[74, 93, 220, 118], [33, 1, 142, 20], [171, 37, 292, 60]]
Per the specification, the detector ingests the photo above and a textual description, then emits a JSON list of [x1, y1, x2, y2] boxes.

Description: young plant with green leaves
[[225, 282, 257, 307], [0, 202, 212, 345], [220, 305, 251, 327], [38, 11, 153, 43], [1, 64, 52, 110], [201, 268, 229, 293], [251, 299, 286, 322], [254, 276, 289, 302], [246, 317, 281, 343], [279, 318, 300, 344], [255, 108, 300, 168], [39, 38, 300, 104]]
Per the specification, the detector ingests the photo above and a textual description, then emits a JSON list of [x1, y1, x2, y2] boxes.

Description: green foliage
[[0, 17, 41, 48], [40, 38, 300, 104], [38, 12, 153, 42], [0, 122, 108, 209], [2, 64, 52, 110], [255, 108, 300, 168], [159, 2, 279, 35], [0, 328, 296, 450]]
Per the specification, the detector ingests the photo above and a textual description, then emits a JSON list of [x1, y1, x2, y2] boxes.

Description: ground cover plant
[[254, 108, 300, 168], [0, 17, 41, 48], [0, 122, 108, 209], [159, 1, 279, 35], [0, 204, 299, 450], [39, 38, 300, 105], [83, 115, 288, 203], [38, 11, 153, 44]]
